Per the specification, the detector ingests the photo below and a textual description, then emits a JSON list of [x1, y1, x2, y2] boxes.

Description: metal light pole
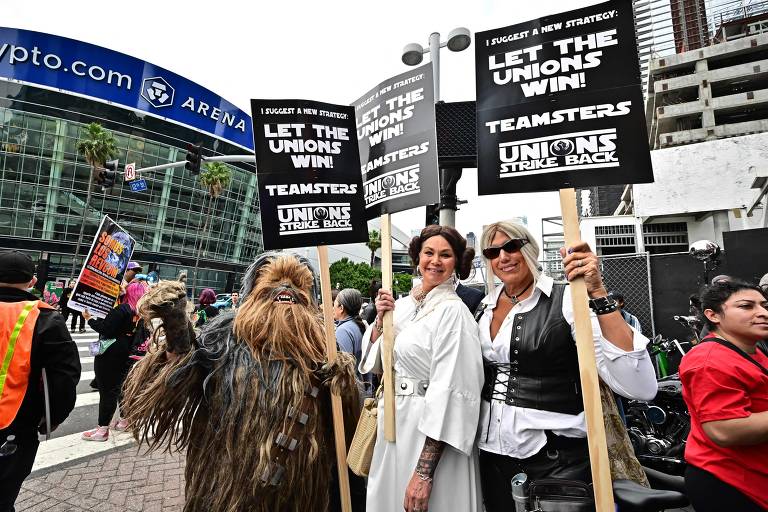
[[401, 28, 471, 228]]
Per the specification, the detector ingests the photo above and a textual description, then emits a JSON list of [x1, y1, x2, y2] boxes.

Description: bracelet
[[374, 318, 383, 333], [588, 295, 618, 315], [414, 468, 433, 482]]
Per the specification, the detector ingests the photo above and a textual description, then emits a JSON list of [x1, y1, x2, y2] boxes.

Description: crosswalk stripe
[[79, 370, 95, 383], [75, 392, 100, 408], [32, 430, 135, 472]]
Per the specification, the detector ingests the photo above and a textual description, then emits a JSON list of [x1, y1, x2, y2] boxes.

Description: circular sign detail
[[549, 139, 575, 156], [382, 175, 396, 188], [313, 207, 329, 220]]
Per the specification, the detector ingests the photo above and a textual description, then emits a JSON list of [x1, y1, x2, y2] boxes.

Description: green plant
[[366, 229, 381, 267], [392, 272, 414, 295], [191, 161, 233, 295], [71, 122, 118, 278]]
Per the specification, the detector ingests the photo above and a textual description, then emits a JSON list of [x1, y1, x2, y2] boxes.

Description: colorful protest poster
[[68, 216, 135, 318]]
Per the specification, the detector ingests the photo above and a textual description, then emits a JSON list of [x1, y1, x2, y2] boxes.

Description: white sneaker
[[82, 427, 109, 441]]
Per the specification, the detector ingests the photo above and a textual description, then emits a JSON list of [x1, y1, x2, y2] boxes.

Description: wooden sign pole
[[559, 188, 614, 511], [317, 245, 352, 512], [380, 214, 396, 442]]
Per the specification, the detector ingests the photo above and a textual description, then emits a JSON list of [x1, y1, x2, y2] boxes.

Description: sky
[[6, 0, 605, 258]]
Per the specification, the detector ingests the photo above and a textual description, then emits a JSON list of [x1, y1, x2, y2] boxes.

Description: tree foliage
[[329, 258, 414, 298], [367, 229, 381, 267], [199, 161, 232, 198]]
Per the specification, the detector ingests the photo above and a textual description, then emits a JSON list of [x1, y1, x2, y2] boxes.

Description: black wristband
[[588, 296, 618, 315]]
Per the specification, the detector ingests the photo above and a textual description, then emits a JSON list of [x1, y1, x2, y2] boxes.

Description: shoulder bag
[[347, 385, 381, 477]]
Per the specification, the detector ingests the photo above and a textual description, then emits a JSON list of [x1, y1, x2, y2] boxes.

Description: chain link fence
[[542, 252, 655, 336]]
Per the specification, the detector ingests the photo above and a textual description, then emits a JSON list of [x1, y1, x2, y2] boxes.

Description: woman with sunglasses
[[359, 225, 484, 512], [476, 221, 657, 511], [679, 280, 768, 512]]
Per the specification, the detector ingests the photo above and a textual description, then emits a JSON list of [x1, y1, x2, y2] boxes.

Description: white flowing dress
[[359, 281, 484, 512]]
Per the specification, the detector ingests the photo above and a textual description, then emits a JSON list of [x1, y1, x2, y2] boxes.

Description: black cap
[[0, 250, 35, 284]]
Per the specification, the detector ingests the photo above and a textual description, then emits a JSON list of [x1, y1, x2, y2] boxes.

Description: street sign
[[124, 162, 136, 181], [129, 179, 148, 192]]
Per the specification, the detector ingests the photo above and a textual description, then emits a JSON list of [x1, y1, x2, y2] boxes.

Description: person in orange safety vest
[[0, 250, 80, 512]]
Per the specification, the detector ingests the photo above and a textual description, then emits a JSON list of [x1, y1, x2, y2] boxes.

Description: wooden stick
[[317, 245, 352, 512], [559, 188, 614, 512], [380, 214, 396, 442]]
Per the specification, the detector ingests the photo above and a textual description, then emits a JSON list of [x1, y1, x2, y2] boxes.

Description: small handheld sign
[[251, 98, 369, 512], [475, 1, 653, 510], [68, 215, 136, 318]]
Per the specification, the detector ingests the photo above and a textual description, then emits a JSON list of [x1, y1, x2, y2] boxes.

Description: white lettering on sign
[[276, 202, 353, 236], [181, 97, 247, 132], [364, 164, 421, 208], [497, 128, 618, 177]]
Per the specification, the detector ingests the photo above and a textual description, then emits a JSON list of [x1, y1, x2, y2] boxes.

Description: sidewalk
[[16, 444, 185, 512]]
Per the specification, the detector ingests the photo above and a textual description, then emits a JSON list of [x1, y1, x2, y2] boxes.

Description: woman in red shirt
[[680, 280, 768, 511]]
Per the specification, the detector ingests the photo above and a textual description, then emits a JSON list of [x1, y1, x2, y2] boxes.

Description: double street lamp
[[401, 28, 472, 228]]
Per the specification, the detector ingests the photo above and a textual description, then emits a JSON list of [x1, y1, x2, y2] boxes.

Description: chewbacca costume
[[122, 253, 361, 512]]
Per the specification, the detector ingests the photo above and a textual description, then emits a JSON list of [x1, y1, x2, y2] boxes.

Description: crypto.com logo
[[141, 77, 174, 108]]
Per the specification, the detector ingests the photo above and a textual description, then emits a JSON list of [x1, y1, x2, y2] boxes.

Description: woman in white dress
[[359, 225, 484, 512]]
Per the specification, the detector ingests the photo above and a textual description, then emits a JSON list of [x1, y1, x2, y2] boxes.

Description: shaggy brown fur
[[122, 255, 359, 512]]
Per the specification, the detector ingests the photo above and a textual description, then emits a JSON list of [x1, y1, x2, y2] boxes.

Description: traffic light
[[185, 143, 202, 175], [425, 203, 440, 226], [102, 160, 118, 190]]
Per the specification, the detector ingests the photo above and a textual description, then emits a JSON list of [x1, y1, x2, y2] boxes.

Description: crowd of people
[[0, 217, 766, 511]]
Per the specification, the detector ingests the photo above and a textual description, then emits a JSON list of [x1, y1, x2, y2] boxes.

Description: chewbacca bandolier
[[122, 254, 360, 512]]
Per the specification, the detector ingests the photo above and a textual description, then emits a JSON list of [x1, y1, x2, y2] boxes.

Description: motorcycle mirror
[[689, 240, 721, 262], [652, 334, 663, 344]]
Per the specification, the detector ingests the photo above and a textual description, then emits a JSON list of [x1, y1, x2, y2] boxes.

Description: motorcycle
[[625, 332, 691, 476]]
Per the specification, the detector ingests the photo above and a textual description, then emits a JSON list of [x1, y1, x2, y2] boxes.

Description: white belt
[[395, 376, 429, 397]]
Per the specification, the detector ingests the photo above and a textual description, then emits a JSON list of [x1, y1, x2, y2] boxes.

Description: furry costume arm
[[122, 281, 204, 452]]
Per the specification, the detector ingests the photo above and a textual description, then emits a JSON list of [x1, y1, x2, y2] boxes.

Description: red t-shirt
[[679, 340, 768, 510]]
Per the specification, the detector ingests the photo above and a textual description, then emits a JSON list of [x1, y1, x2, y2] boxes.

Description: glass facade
[[0, 86, 262, 294]]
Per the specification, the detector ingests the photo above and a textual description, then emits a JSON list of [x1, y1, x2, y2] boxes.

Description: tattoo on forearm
[[415, 437, 445, 479]]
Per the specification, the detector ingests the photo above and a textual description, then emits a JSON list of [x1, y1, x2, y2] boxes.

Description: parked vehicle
[[212, 293, 232, 310], [625, 331, 692, 476]]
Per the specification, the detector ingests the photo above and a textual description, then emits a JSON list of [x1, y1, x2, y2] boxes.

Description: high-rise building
[[634, 0, 677, 98], [671, 0, 710, 52]]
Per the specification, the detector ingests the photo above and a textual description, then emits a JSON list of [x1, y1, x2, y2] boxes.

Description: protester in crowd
[[475, 221, 658, 511], [679, 280, 768, 512], [229, 291, 240, 311], [362, 278, 381, 325], [360, 225, 484, 512], [334, 288, 365, 364], [121, 253, 360, 511], [119, 261, 143, 297], [59, 281, 86, 333], [81, 282, 147, 441], [610, 290, 643, 333], [193, 288, 219, 328], [0, 251, 80, 511]]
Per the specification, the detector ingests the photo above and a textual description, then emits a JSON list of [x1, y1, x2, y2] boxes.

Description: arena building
[[0, 27, 262, 293]]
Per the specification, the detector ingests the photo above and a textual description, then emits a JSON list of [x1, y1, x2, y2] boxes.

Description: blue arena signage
[[0, 27, 254, 150]]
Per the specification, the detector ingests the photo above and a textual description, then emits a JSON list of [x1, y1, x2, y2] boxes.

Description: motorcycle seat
[[642, 465, 686, 493], [613, 479, 689, 512]]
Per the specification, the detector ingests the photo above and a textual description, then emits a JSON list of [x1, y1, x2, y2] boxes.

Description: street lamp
[[401, 28, 471, 227]]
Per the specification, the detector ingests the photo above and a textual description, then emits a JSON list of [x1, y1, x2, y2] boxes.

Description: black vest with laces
[[481, 283, 584, 415]]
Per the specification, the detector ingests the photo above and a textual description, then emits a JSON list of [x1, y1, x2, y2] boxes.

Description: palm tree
[[191, 161, 232, 296], [367, 229, 381, 268], [70, 123, 118, 279]]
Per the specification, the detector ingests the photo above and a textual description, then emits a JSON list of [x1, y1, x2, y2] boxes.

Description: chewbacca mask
[[122, 254, 359, 512]]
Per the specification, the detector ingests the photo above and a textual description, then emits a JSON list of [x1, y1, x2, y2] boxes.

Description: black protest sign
[[475, 0, 653, 194], [251, 99, 369, 250], [353, 63, 439, 218], [68, 216, 135, 318]]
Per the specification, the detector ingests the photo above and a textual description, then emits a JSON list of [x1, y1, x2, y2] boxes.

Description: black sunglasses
[[482, 238, 529, 259]]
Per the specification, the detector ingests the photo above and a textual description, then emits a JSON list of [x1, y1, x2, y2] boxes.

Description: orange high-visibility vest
[[0, 300, 53, 429]]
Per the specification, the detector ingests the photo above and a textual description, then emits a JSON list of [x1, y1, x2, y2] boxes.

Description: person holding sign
[[475, 221, 657, 511], [359, 225, 484, 512]]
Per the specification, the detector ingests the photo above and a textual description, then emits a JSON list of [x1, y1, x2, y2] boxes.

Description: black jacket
[[456, 283, 484, 315], [0, 287, 81, 439], [88, 303, 137, 355]]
